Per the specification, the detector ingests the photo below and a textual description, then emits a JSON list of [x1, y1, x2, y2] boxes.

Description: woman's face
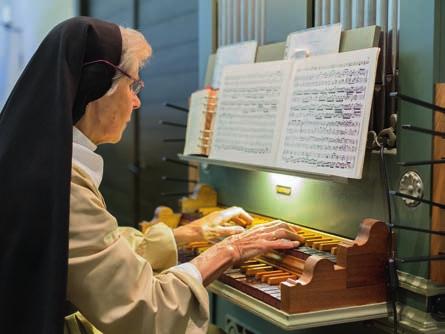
[[78, 72, 141, 145]]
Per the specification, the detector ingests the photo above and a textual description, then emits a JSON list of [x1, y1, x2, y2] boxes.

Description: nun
[[0, 16, 303, 334]]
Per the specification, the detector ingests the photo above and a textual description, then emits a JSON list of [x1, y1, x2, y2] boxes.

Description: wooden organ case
[[219, 217, 389, 313]]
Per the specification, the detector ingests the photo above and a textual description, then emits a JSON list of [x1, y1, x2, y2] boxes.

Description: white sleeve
[[173, 262, 203, 284]]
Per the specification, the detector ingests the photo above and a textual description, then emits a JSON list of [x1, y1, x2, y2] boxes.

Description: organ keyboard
[[148, 185, 390, 314], [183, 208, 389, 313]]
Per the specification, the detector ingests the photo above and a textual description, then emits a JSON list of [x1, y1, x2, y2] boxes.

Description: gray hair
[[106, 26, 151, 95]]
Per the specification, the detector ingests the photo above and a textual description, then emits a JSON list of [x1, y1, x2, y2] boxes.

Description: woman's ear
[[72, 63, 115, 123]]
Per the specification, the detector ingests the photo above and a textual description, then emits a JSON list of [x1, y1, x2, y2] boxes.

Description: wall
[[0, 0, 74, 108]]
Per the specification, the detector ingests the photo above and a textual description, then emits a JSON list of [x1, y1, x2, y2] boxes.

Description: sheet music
[[211, 40, 258, 89], [183, 89, 209, 155], [277, 48, 380, 178], [209, 60, 293, 166], [284, 23, 342, 60]]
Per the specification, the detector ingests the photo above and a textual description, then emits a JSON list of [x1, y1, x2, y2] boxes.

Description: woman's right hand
[[222, 220, 305, 263], [190, 220, 304, 285]]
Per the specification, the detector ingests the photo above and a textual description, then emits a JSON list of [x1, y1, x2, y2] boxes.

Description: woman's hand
[[190, 220, 304, 285], [173, 207, 252, 246], [223, 220, 304, 263]]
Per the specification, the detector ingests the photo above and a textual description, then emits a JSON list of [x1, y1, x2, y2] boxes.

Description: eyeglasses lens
[[131, 80, 144, 94]]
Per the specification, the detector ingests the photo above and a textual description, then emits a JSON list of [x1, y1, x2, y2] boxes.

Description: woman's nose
[[133, 94, 141, 109]]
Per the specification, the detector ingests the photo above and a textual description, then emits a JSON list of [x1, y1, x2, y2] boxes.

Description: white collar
[[72, 126, 103, 188]]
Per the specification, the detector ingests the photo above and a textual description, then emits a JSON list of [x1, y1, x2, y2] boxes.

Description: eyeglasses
[[83, 59, 144, 94]]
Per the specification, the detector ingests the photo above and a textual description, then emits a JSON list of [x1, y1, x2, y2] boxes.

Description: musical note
[[277, 48, 379, 179], [210, 60, 293, 165], [209, 47, 379, 179]]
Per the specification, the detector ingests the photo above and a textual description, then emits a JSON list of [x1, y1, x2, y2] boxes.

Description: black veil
[[0, 16, 121, 333]]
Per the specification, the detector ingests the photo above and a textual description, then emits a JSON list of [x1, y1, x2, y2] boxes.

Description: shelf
[[178, 154, 349, 183], [208, 280, 388, 330]]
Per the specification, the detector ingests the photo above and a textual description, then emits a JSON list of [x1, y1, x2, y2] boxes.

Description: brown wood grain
[[188, 161, 199, 193], [279, 220, 388, 313], [431, 84, 445, 284]]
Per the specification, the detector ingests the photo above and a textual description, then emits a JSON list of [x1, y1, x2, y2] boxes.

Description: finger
[[265, 239, 301, 250], [256, 221, 292, 234], [249, 220, 283, 232], [232, 207, 254, 224], [248, 224, 265, 231], [270, 228, 305, 243], [288, 225, 301, 233], [215, 225, 245, 237], [230, 216, 250, 227], [263, 220, 285, 227], [220, 206, 253, 224]]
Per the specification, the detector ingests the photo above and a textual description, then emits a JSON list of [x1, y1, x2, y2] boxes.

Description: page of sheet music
[[183, 89, 209, 156], [209, 60, 293, 166], [277, 48, 380, 179], [211, 40, 258, 89], [284, 23, 341, 60]]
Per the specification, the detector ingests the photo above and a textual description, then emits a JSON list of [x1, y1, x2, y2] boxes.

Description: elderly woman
[[0, 17, 302, 334]]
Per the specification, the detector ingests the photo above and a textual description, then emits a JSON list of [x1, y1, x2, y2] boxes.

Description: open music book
[[208, 47, 380, 179]]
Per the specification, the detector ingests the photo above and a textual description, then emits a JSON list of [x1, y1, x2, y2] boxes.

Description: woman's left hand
[[173, 207, 252, 246]]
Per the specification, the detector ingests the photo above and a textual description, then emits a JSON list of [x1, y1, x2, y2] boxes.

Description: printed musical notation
[[211, 40, 258, 89], [210, 61, 292, 164], [277, 48, 379, 178], [207, 48, 379, 179]]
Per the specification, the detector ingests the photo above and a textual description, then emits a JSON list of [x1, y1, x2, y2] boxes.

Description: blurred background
[[0, 0, 200, 227]]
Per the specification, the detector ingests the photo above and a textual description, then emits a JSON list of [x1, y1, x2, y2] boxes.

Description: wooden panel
[[141, 70, 198, 104], [280, 219, 388, 313], [256, 42, 286, 62], [340, 25, 381, 52], [431, 83, 445, 284], [140, 10, 198, 51], [100, 183, 134, 226], [143, 41, 198, 77], [89, 0, 133, 26], [140, 0, 197, 26]]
